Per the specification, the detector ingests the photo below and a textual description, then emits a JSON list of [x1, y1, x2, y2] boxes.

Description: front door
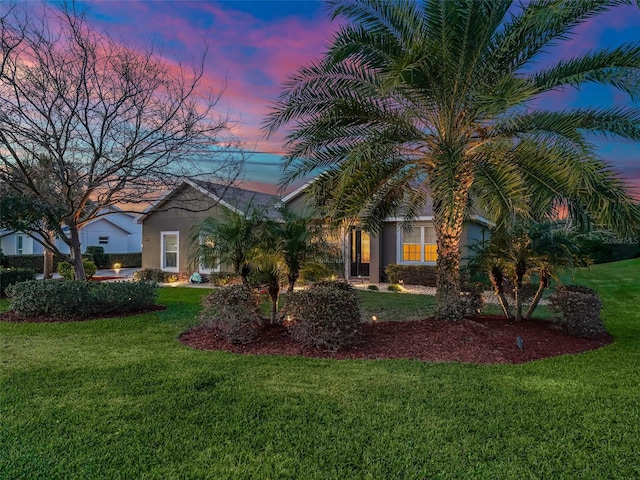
[[350, 229, 370, 277]]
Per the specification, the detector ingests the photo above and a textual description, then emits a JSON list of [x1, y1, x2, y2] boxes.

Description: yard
[[1, 260, 639, 479]]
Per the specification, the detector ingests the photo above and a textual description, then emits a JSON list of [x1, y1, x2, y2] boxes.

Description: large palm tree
[[265, 0, 640, 320]]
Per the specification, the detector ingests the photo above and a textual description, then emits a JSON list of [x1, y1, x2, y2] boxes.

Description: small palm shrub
[[201, 284, 261, 344], [0, 268, 35, 296], [57, 260, 97, 280], [6, 280, 157, 318], [284, 280, 362, 352], [549, 285, 605, 338]]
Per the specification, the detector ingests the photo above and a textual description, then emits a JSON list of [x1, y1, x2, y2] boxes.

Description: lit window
[[98, 236, 109, 245], [401, 224, 437, 263], [16, 235, 24, 255]]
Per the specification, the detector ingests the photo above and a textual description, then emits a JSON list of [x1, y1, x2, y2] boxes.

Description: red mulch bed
[[0, 304, 167, 323], [180, 316, 613, 365]]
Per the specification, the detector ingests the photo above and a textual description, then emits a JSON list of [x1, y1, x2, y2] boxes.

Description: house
[[138, 177, 490, 283], [138, 179, 276, 275], [282, 182, 492, 283], [0, 207, 142, 255]]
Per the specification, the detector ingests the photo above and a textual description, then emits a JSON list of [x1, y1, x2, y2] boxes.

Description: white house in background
[[0, 207, 142, 255]]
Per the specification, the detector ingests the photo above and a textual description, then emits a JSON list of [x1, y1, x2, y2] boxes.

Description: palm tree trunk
[[268, 281, 279, 324], [514, 260, 527, 322], [434, 219, 465, 321], [489, 268, 511, 318], [432, 170, 472, 321], [287, 271, 298, 293], [525, 273, 548, 320]]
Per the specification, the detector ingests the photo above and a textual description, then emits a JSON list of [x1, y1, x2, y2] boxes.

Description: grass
[[1, 261, 640, 479]]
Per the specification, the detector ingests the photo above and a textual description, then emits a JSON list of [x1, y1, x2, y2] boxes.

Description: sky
[[73, 0, 640, 196]]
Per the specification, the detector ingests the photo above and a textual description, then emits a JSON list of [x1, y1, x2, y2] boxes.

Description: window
[[161, 232, 179, 272], [98, 236, 109, 245], [400, 223, 437, 263], [16, 235, 24, 255]]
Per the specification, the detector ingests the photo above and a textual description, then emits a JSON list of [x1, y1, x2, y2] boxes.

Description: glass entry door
[[350, 229, 370, 277]]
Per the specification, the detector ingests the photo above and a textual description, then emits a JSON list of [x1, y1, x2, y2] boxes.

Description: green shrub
[[4, 254, 88, 273], [57, 259, 97, 280], [86, 246, 108, 268], [284, 280, 362, 352], [387, 284, 402, 292], [0, 248, 7, 268], [134, 268, 178, 283], [385, 264, 437, 286], [104, 252, 142, 268], [206, 272, 241, 286], [0, 268, 36, 296], [367, 284, 379, 291], [201, 284, 261, 344], [460, 283, 485, 316], [549, 285, 605, 338], [6, 280, 157, 319]]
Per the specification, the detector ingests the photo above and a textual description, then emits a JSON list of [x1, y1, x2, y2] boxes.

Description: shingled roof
[[137, 179, 280, 223], [190, 179, 278, 215]]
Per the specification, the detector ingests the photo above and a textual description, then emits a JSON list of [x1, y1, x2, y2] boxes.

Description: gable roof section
[[137, 179, 277, 223]]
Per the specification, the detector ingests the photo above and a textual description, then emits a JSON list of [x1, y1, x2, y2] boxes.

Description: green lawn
[[1, 261, 639, 479]]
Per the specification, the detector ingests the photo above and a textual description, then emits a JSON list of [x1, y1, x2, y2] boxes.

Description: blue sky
[[76, 1, 640, 195]]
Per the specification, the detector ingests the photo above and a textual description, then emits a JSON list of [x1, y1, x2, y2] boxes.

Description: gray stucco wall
[[141, 185, 228, 275]]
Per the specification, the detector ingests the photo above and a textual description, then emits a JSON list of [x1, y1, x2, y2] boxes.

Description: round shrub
[[285, 280, 362, 352], [549, 285, 605, 338], [201, 284, 261, 344], [367, 284, 379, 291], [57, 259, 97, 280], [387, 284, 402, 292]]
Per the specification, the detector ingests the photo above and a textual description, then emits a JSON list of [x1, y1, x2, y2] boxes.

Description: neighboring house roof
[[80, 217, 132, 235], [137, 179, 278, 223]]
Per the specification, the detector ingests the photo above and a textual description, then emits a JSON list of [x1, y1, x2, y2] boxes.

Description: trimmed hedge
[[4, 252, 141, 272], [5, 254, 92, 273], [578, 241, 640, 264], [385, 264, 437, 286], [104, 252, 141, 268], [6, 280, 158, 319], [0, 268, 36, 296]]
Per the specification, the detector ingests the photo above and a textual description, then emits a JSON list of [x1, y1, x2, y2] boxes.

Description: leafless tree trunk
[[42, 230, 55, 279], [0, 3, 243, 279]]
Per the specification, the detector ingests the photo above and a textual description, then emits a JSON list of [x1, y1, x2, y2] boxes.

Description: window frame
[[160, 231, 179, 272], [98, 235, 110, 245], [16, 234, 24, 255], [396, 223, 438, 265]]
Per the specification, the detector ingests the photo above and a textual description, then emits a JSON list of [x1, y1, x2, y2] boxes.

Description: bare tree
[[0, 2, 243, 279]]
